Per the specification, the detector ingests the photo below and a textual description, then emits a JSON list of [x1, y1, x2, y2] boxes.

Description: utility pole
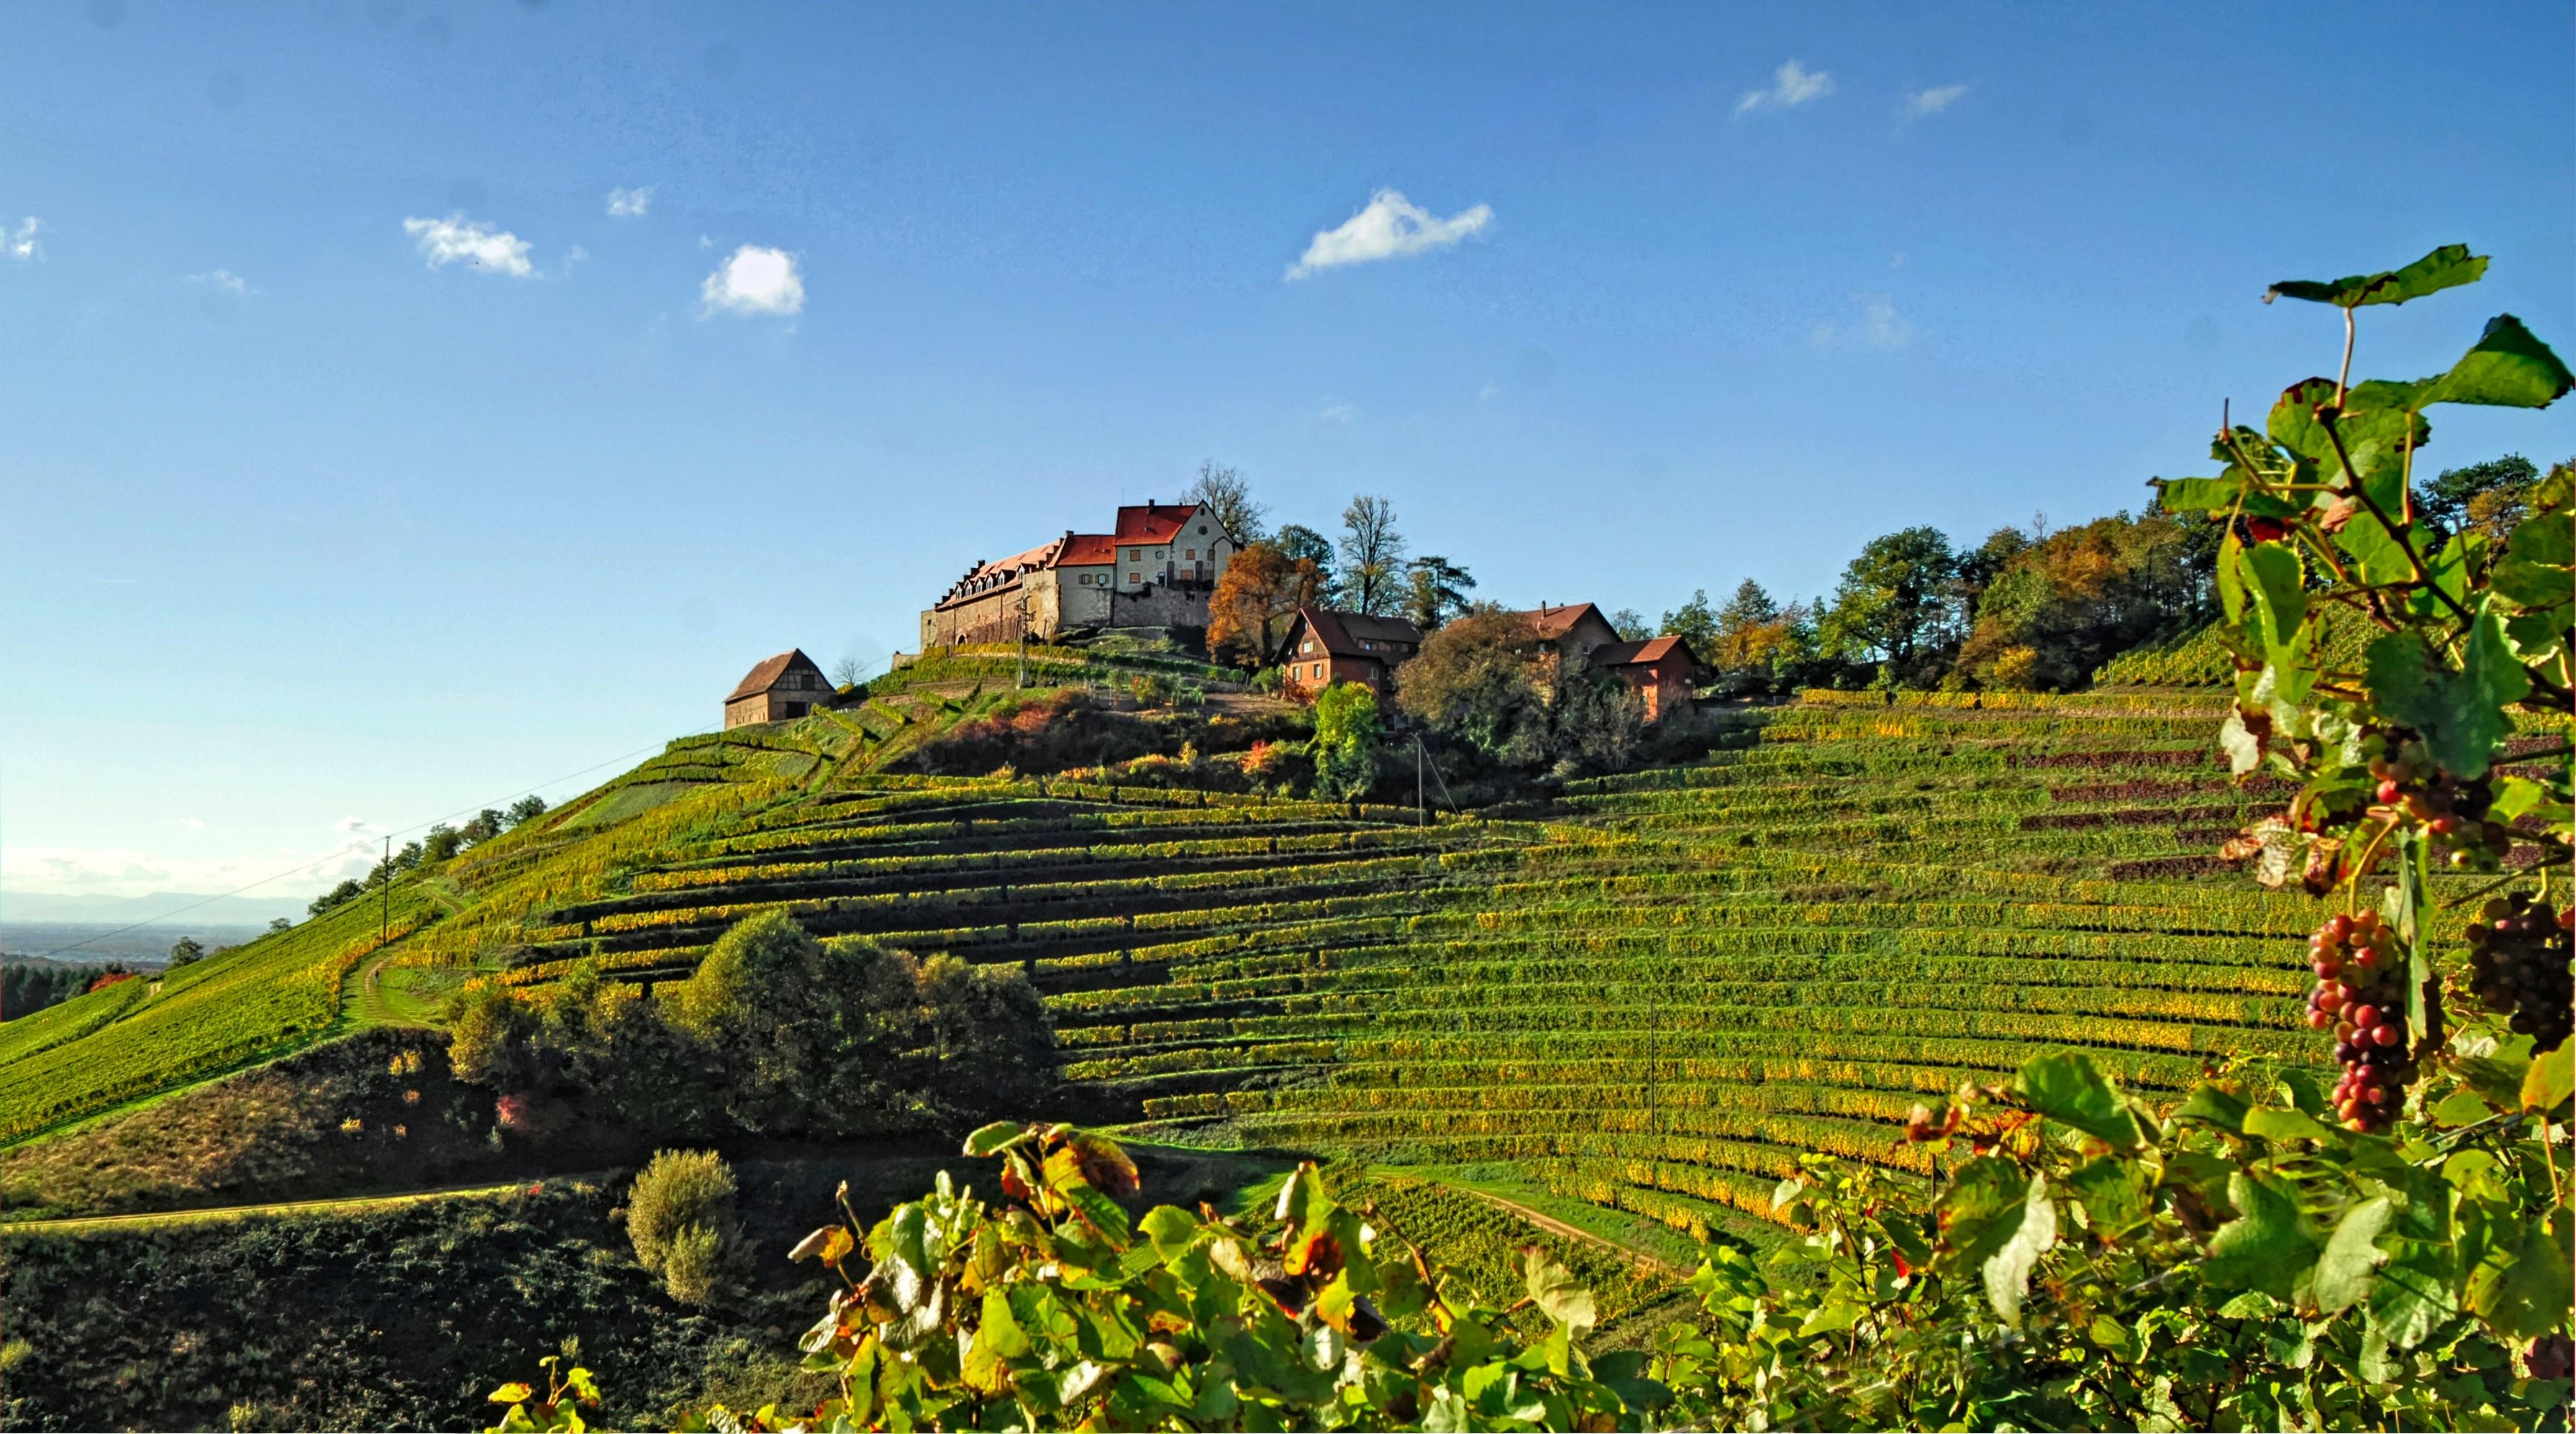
[[381, 835, 390, 948], [1415, 734, 1425, 826]]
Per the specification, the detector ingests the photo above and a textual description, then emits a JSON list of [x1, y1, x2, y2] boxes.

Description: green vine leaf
[[2313, 1196, 2393, 1316], [2429, 314, 2576, 409], [2013, 1050, 2144, 1151], [2204, 1171, 2318, 1297], [2265, 245, 2489, 309]]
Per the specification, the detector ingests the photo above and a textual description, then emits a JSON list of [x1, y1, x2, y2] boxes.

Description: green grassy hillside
[[8, 672, 2429, 1252]]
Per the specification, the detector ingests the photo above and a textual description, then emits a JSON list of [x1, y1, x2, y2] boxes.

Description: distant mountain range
[[0, 890, 315, 925]]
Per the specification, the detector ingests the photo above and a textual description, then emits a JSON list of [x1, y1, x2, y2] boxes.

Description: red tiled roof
[[1112, 502, 1203, 545], [1052, 533, 1115, 566], [1291, 607, 1424, 659], [728, 648, 822, 701], [1514, 603, 1613, 641], [1590, 634, 1699, 669]]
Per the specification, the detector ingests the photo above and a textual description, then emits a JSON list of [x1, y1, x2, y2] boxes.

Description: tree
[[446, 985, 547, 1091], [1308, 682, 1383, 800], [1395, 606, 1550, 766], [1335, 495, 1408, 615], [1950, 524, 2034, 623], [1699, 580, 1806, 694], [1401, 555, 1476, 633], [2416, 452, 2541, 547], [673, 912, 923, 1136], [166, 936, 205, 969], [307, 879, 363, 917], [1206, 542, 1321, 669], [1180, 460, 1267, 545], [1550, 660, 1644, 775], [266, 917, 291, 934], [1606, 608, 1649, 641], [421, 824, 465, 863], [1272, 523, 1334, 572], [459, 809, 506, 846], [506, 794, 549, 828], [1661, 588, 1721, 660], [1952, 511, 2203, 690], [830, 656, 865, 688], [916, 954, 1060, 1118], [1819, 525, 1962, 683], [392, 839, 424, 873]]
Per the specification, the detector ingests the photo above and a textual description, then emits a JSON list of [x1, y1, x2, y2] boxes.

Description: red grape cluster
[[2463, 895, 2573, 1054], [2307, 911, 2416, 1131], [2529, 1333, 2575, 1383], [2369, 746, 2513, 872]]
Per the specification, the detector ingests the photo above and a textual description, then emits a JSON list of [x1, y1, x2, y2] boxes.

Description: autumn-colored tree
[[1206, 542, 1320, 668], [1952, 510, 2205, 690], [1395, 606, 1549, 765]]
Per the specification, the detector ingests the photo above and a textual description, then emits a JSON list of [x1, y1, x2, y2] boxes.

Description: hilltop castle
[[916, 500, 1239, 648]]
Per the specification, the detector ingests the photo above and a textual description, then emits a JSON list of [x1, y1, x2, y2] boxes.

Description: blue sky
[[4, 1, 2570, 906]]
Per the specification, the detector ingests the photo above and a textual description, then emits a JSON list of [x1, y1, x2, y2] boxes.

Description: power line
[[19, 726, 716, 962]]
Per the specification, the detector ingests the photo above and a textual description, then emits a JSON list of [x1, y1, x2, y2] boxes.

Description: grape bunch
[[2462, 894, 2573, 1054], [2529, 1334, 2575, 1383], [2369, 744, 2514, 872], [2306, 911, 2416, 1131]]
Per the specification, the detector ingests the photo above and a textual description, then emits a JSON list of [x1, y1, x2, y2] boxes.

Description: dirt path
[[1454, 1185, 1691, 1277], [1, 1179, 550, 1237]]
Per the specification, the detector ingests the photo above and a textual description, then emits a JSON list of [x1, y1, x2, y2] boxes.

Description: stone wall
[[1103, 580, 1215, 632]]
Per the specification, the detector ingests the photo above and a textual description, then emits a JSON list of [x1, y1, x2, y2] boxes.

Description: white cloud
[[1902, 84, 1970, 120], [1314, 401, 1355, 425], [4, 216, 41, 262], [699, 244, 804, 317], [0, 838, 379, 900], [190, 268, 252, 295], [1737, 60, 1835, 115], [1477, 380, 1500, 402], [334, 815, 373, 833], [401, 213, 537, 278], [606, 186, 654, 218], [1285, 188, 1493, 280], [1811, 293, 1916, 350]]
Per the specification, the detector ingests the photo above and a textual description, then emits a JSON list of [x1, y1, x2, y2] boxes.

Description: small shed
[[1588, 634, 1702, 723], [725, 649, 832, 729]]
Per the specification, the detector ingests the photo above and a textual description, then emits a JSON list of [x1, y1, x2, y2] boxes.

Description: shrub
[[1128, 672, 1175, 708], [625, 1148, 736, 1305], [659, 1223, 725, 1305], [1309, 682, 1383, 800]]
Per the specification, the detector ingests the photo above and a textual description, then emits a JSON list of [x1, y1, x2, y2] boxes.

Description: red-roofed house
[[1111, 501, 1232, 590], [1276, 608, 1425, 699], [1587, 634, 1702, 723], [725, 648, 832, 728], [1510, 602, 1624, 660]]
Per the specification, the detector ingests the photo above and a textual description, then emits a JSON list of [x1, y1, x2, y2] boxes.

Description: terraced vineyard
[[1051, 692, 2349, 1242], [14, 675, 2451, 1258]]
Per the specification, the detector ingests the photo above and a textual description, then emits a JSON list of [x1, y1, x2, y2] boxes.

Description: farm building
[[724, 649, 832, 728], [1588, 634, 1702, 723], [1508, 603, 1697, 723], [1278, 608, 1424, 699]]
